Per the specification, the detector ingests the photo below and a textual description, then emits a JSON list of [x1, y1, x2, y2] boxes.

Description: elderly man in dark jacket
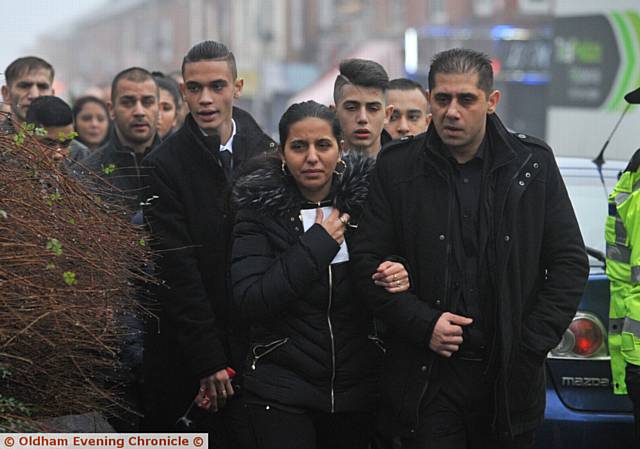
[[141, 41, 275, 447], [350, 48, 589, 449]]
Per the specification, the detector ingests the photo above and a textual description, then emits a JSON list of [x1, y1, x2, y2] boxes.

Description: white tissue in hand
[[300, 206, 349, 264]]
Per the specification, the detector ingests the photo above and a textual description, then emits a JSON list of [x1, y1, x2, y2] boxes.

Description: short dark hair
[[388, 78, 426, 94], [72, 96, 108, 123], [182, 41, 237, 80], [428, 48, 493, 95], [4, 56, 54, 86], [110, 67, 157, 103], [25, 96, 72, 127], [333, 58, 389, 104], [152, 72, 182, 109], [279, 100, 341, 149]]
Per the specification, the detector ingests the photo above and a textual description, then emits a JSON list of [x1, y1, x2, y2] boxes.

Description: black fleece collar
[[233, 152, 375, 217]]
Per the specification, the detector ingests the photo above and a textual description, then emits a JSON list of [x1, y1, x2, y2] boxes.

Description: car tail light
[[549, 312, 608, 359]]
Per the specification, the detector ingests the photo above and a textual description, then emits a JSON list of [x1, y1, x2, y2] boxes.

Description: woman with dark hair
[[231, 100, 409, 449], [72, 96, 110, 151], [153, 73, 182, 140]]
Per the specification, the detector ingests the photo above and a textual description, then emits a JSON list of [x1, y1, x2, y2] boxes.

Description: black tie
[[219, 149, 233, 177]]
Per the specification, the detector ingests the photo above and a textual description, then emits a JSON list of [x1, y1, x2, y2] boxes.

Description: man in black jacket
[[79, 67, 161, 432], [350, 48, 589, 448], [141, 41, 275, 446], [82, 67, 160, 211]]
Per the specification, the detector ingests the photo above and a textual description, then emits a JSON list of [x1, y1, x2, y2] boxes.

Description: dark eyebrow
[[366, 101, 383, 107]]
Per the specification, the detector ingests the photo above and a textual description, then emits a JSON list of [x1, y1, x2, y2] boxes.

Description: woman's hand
[[372, 260, 410, 293], [316, 208, 350, 245]]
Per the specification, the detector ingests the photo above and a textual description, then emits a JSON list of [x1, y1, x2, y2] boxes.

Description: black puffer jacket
[[231, 153, 382, 413]]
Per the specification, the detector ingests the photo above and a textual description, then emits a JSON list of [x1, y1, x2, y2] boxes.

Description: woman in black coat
[[231, 101, 409, 449]]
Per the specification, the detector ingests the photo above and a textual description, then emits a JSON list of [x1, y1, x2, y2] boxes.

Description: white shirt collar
[[199, 118, 237, 154], [220, 118, 236, 154]]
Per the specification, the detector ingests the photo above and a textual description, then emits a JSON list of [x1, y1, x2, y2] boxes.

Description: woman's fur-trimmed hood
[[232, 151, 375, 217]]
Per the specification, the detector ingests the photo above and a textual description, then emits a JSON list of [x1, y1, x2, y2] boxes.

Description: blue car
[[535, 157, 635, 447]]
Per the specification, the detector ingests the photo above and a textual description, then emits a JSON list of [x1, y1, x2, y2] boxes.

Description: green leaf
[[63, 271, 77, 286], [0, 209, 7, 219], [68, 218, 76, 225], [101, 163, 116, 175], [46, 262, 56, 270], [35, 127, 47, 137], [46, 192, 62, 206], [46, 238, 63, 256], [138, 238, 146, 246]]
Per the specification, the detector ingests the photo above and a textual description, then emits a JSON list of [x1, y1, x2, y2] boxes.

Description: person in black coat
[[77, 67, 161, 431], [231, 101, 410, 449], [350, 49, 589, 448], [141, 41, 275, 447], [81, 67, 160, 212]]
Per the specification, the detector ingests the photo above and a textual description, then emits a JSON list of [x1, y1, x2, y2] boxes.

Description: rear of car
[[535, 157, 634, 447]]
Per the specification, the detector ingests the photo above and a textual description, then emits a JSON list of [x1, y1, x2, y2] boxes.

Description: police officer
[[606, 148, 640, 442]]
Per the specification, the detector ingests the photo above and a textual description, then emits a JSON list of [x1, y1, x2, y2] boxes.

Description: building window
[[431, 0, 447, 24], [518, 0, 551, 15], [474, 0, 494, 17]]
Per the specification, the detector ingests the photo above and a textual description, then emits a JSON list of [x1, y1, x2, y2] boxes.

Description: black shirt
[[441, 138, 491, 357]]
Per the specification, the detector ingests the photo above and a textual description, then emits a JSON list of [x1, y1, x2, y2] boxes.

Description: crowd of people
[[1, 41, 590, 449]]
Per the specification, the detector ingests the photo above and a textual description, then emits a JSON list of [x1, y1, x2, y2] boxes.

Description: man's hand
[[429, 312, 473, 357], [196, 368, 234, 412]]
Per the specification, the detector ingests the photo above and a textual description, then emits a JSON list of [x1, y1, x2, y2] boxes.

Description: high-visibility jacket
[[606, 167, 640, 395]]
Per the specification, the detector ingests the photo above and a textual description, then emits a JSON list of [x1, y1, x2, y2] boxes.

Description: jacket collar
[[233, 152, 374, 217], [184, 113, 221, 151], [182, 107, 270, 164], [424, 113, 522, 174], [108, 126, 160, 156]]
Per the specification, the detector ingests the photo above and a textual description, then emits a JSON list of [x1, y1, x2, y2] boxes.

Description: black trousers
[[386, 358, 535, 449], [626, 363, 640, 444], [245, 402, 374, 449]]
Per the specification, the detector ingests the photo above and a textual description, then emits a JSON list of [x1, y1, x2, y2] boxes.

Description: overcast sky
[[1, 0, 107, 78]]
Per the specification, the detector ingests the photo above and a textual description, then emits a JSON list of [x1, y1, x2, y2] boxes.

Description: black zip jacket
[[349, 113, 589, 437], [231, 153, 382, 413], [80, 128, 159, 211]]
